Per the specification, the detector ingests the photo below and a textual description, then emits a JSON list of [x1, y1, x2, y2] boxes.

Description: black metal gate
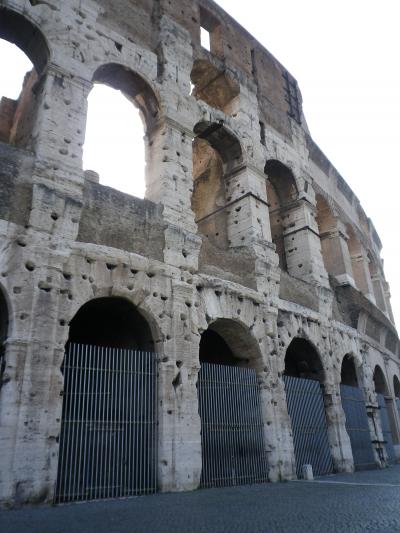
[[55, 343, 157, 503], [198, 363, 269, 487], [340, 384, 375, 469], [284, 375, 333, 478], [377, 393, 396, 462]]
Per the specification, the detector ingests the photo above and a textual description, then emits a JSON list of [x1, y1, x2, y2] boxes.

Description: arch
[[393, 375, 400, 399], [192, 122, 243, 249], [373, 364, 388, 395], [197, 317, 268, 488], [0, 8, 49, 148], [284, 337, 325, 383], [92, 63, 160, 133], [0, 7, 49, 74], [265, 160, 298, 270], [340, 354, 358, 387], [199, 318, 262, 366], [68, 296, 155, 351], [84, 63, 161, 197]]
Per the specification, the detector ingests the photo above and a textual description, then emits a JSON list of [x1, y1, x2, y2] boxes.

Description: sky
[[0, 0, 399, 325]]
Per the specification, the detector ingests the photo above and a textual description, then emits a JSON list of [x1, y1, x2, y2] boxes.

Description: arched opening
[[373, 365, 387, 396], [373, 365, 398, 459], [394, 376, 400, 432], [192, 122, 242, 249], [83, 64, 160, 198], [264, 160, 298, 270], [0, 288, 9, 390], [339, 355, 375, 469], [393, 375, 400, 399], [0, 8, 49, 148], [197, 319, 268, 487], [284, 337, 324, 382], [56, 297, 157, 503], [341, 354, 358, 387], [283, 337, 333, 477], [68, 296, 154, 351]]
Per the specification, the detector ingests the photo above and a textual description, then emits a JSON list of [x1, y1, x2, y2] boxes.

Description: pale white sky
[[0, 0, 399, 326]]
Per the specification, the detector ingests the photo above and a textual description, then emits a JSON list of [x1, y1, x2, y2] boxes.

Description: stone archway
[[283, 337, 333, 478], [55, 297, 158, 502], [197, 319, 268, 487]]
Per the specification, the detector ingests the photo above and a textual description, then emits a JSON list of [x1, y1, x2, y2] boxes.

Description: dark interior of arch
[[194, 121, 242, 170], [0, 290, 8, 345], [199, 329, 237, 366], [393, 375, 400, 399], [265, 159, 298, 206], [284, 338, 324, 382], [199, 319, 260, 366], [373, 365, 387, 395], [341, 355, 358, 387], [0, 8, 49, 73], [68, 297, 154, 351], [93, 64, 159, 132]]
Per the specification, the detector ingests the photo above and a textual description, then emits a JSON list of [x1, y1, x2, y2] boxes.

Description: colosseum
[[0, 0, 399, 506]]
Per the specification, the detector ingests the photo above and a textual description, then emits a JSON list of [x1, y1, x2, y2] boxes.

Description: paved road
[[2, 466, 400, 533]]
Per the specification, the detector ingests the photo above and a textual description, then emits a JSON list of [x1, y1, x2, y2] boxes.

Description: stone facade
[[0, 0, 399, 506]]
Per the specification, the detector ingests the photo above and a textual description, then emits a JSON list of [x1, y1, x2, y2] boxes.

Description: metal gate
[[55, 343, 157, 503], [377, 393, 396, 462], [198, 363, 268, 488], [340, 384, 375, 469], [284, 375, 333, 478]]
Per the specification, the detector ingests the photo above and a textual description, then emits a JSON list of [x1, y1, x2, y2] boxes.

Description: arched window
[[192, 122, 242, 249], [83, 64, 160, 198], [265, 160, 298, 270], [0, 8, 49, 148]]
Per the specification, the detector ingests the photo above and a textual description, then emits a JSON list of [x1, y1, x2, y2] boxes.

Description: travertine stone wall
[[0, 0, 399, 505]]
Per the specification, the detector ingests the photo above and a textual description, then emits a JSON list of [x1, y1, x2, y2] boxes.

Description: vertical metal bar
[[76, 344, 87, 499], [94, 344, 102, 498], [67, 343, 78, 501], [128, 348, 133, 495], [121, 348, 127, 496], [134, 350, 139, 494], [70, 343, 78, 501]]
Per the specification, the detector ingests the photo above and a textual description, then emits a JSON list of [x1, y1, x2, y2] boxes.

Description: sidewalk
[[1, 465, 400, 533]]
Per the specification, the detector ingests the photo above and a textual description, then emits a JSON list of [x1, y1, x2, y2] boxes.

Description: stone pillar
[[350, 247, 375, 303], [0, 257, 68, 504], [324, 381, 354, 472], [283, 199, 329, 287], [157, 280, 202, 491], [225, 165, 272, 247], [319, 220, 356, 286], [27, 65, 91, 239], [144, 14, 201, 270], [263, 374, 297, 481], [370, 273, 389, 315], [383, 282, 395, 324]]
